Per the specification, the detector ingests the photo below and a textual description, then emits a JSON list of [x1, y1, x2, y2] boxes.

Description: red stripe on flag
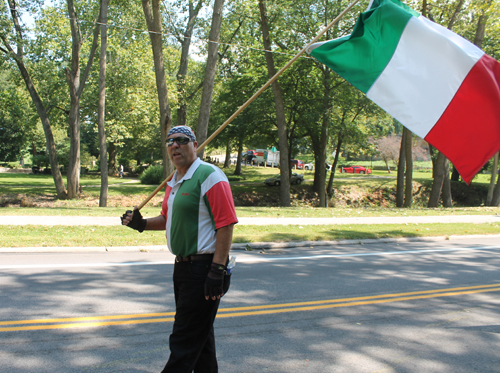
[[425, 54, 500, 184]]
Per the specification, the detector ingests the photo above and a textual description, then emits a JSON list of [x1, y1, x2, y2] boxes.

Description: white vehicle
[[254, 149, 280, 167], [304, 163, 314, 170]]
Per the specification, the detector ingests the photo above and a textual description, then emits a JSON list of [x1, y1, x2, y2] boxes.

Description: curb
[[1, 234, 499, 253], [231, 234, 500, 250]]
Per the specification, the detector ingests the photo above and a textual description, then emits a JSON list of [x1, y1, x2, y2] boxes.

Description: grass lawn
[[1, 167, 499, 247], [1, 222, 499, 248]]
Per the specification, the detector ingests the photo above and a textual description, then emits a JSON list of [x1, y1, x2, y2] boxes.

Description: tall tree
[[403, 127, 413, 207], [316, 54, 331, 207], [97, 0, 110, 207], [487, 153, 499, 205], [1, 0, 67, 198], [196, 0, 224, 153], [171, 0, 205, 127], [428, 151, 448, 207], [469, 0, 500, 206], [258, 0, 290, 207], [79, 3, 164, 172], [396, 131, 405, 207], [325, 86, 381, 198], [142, 0, 172, 178], [425, 0, 465, 206], [65, 0, 102, 198], [490, 163, 500, 206]]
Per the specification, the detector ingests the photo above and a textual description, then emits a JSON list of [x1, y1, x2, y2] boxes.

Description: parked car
[[290, 159, 304, 169], [340, 165, 372, 174], [304, 163, 314, 170], [264, 173, 304, 186]]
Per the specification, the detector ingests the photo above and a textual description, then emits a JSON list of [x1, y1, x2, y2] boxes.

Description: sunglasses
[[166, 137, 192, 147]]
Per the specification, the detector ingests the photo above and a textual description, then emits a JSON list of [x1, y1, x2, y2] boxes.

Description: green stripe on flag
[[310, 0, 415, 93]]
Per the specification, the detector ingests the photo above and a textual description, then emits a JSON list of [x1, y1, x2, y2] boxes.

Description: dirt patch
[[0, 180, 488, 209], [0, 193, 164, 209]]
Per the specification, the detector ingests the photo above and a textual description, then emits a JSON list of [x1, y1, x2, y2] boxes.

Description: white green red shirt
[[161, 158, 238, 257]]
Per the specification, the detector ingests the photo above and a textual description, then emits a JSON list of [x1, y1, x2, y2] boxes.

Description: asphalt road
[[1, 236, 499, 372]]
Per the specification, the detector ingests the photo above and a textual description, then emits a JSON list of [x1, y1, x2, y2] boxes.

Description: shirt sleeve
[[205, 181, 238, 230]]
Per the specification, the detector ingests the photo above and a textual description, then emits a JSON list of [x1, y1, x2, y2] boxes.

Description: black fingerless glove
[[121, 209, 147, 232], [204, 262, 226, 299]]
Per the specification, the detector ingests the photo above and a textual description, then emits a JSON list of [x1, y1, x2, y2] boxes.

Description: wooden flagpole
[[136, 0, 360, 210]]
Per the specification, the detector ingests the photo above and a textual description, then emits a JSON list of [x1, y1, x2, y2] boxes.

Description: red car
[[340, 166, 372, 174], [290, 159, 304, 169]]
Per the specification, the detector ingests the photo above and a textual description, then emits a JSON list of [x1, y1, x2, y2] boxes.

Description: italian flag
[[307, 0, 500, 184]]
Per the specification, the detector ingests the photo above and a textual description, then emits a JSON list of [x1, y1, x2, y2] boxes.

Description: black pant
[[161, 258, 230, 373]]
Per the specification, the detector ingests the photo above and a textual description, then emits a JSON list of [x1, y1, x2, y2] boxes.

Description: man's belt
[[175, 253, 214, 262]]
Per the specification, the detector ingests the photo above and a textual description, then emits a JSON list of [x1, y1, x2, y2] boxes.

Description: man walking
[[121, 125, 237, 372]]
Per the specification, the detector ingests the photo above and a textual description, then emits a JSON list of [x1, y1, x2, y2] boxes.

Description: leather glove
[[204, 262, 226, 300], [121, 209, 147, 232]]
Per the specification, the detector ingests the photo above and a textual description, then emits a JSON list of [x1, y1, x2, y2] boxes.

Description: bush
[[33, 154, 50, 168], [140, 165, 163, 185]]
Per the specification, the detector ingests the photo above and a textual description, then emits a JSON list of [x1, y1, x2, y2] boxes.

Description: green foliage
[[2, 0, 500, 197], [139, 165, 163, 185], [32, 154, 50, 168], [0, 69, 35, 162]]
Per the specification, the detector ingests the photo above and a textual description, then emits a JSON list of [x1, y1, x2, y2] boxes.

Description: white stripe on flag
[[367, 16, 484, 138]]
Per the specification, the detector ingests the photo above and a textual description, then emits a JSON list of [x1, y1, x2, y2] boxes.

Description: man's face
[[167, 133, 198, 170]]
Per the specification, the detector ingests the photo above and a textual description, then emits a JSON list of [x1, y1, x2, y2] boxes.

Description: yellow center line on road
[[2, 283, 499, 332], [217, 286, 500, 318], [217, 283, 500, 312], [0, 311, 176, 326]]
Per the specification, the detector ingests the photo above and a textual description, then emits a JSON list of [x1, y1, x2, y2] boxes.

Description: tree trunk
[[19, 62, 67, 199], [451, 166, 460, 181], [403, 128, 413, 207], [259, 0, 290, 207], [442, 158, 452, 207], [65, 70, 81, 199], [491, 167, 500, 206], [429, 150, 452, 207], [396, 132, 405, 207], [487, 152, 499, 205], [234, 140, 243, 176], [429, 144, 436, 178], [142, 0, 173, 179], [98, 0, 110, 207], [327, 136, 342, 197], [447, 0, 465, 30], [384, 160, 391, 173], [474, 1, 495, 204], [473, 0, 492, 48], [196, 0, 224, 159], [428, 151, 447, 207], [224, 139, 231, 168], [65, 0, 100, 199], [108, 142, 117, 173], [176, 0, 204, 127], [318, 69, 331, 207]]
